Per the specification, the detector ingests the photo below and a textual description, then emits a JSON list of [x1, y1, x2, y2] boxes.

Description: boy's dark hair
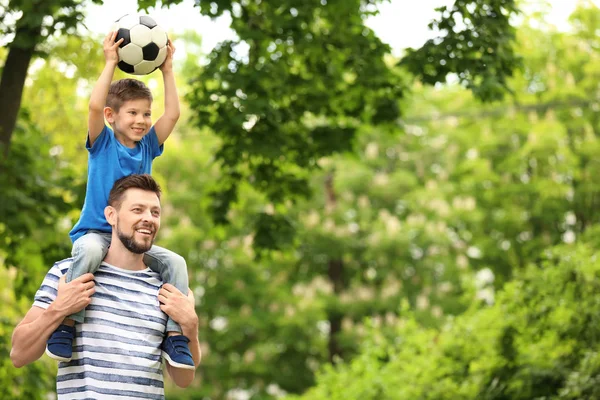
[[108, 174, 161, 209], [106, 79, 153, 111]]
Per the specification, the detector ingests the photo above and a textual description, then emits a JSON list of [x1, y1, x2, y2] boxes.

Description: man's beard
[[116, 225, 154, 254]]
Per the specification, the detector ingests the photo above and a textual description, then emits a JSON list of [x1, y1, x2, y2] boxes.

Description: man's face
[[113, 188, 161, 254]]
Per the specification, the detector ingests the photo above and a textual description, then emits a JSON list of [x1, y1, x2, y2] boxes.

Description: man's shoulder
[[49, 257, 74, 276], [33, 258, 73, 307]]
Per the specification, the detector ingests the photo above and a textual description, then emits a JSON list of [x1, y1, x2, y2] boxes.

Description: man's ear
[[105, 205, 117, 227], [104, 107, 115, 124]]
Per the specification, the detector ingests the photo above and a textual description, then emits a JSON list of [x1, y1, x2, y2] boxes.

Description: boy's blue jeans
[[67, 230, 188, 334]]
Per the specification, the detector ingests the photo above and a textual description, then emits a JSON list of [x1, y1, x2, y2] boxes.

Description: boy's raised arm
[[154, 40, 181, 145], [88, 31, 123, 147]]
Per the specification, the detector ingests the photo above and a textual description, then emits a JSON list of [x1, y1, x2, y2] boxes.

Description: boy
[[45, 31, 194, 370]]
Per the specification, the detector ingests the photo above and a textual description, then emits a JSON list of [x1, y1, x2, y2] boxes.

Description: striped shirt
[[34, 259, 167, 400]]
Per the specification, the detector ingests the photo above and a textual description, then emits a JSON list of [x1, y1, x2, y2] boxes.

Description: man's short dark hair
[[108, 174, 161, 209], [106, 79, 153, 111]]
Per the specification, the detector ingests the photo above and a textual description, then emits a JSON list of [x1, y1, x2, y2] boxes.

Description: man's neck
[[103, 238, 148, 271]]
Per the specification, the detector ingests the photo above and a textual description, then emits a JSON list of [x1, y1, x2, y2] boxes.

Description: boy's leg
[[144, 246, 189, 333], [46, 231, 110, 362], [144, 246, 195, 370], [66, 232, 111, 323]]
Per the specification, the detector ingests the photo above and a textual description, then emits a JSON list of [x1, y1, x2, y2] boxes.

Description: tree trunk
[[325, 172, 344, 363], [0, 22, 42, 156], [327, 258, 344, 363]]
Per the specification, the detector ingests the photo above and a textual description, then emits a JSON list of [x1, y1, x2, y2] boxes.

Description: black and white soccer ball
[[112, 14, 168, 75]]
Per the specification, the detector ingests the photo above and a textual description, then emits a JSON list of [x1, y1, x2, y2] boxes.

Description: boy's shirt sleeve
[[147, 126, 164, 159], [33, 262, 66, 310], [85, 125, 110, 154]]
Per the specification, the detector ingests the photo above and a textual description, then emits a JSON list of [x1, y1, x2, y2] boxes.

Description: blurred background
[[2, 0, 600, 398]]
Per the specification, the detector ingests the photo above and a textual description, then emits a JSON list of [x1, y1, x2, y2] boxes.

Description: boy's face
[[105, 98, 152, 148]]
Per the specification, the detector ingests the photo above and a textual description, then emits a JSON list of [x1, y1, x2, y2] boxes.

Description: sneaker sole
[[162, 350, 195, 370], [45, 347, 72, 362]]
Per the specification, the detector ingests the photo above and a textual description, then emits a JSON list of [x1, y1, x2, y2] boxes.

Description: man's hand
[[10, 273, 96, 368], [158, 284, 198, 332], [159, 284, 202, 384], [104, 31, 124, 66], [51, 274, 96, 318], [159, 39, 176, 73]]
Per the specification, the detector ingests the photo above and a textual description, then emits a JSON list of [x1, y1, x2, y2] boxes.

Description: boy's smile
[[106, 98, 152, 148]]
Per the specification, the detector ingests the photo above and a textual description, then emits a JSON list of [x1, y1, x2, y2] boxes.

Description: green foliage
[[160, 5, 600, 398], [1, 0, 103, 50], [292, 229, 600, 400], [0, 2, 594, 400], [401, 0, 521, 102], [0, 264, 56, 399], [184, 0, 405, 238], [0, 109, 78, 298]]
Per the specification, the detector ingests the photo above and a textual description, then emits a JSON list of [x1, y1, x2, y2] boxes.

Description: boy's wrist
[[105, 59, 119, 68], [160, 65, 174, 74]]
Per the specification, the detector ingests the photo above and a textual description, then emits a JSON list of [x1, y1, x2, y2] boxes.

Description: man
[[10, 174, 201, 399]]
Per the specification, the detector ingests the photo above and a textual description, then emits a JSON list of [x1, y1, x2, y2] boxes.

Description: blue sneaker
[[45, 324, 76, 362], [162, 335, 195, 370]]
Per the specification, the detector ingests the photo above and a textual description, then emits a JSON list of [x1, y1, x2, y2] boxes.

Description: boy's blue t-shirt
[[69, 125, 164, 243]]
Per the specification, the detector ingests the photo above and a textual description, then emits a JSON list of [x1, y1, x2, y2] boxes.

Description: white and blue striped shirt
[[34, 258, 167, 400]]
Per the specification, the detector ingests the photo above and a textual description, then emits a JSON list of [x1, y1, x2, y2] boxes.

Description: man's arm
[[158, 285, 201, 388], [10, 274, 96, 368], [153, 40, 181, 145], [88, 31, 122, 147]]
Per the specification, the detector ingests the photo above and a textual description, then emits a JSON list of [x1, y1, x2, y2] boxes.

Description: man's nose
[[141, 210, 153, 220]]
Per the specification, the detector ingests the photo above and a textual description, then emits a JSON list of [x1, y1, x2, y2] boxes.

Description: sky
[[83, 0, 600, 58]]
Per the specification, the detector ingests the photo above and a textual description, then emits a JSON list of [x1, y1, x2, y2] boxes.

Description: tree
[[0, 0, 105, 155], [1, 0, 521, 238], [179, 0, 521, 243], [0, 34, 105, 399], [0, 114, 76, 400], [159, 4, 600, 398], [401, 0, 521, 102], [290, 227, 600, 400], [0, 1, 526, 398]]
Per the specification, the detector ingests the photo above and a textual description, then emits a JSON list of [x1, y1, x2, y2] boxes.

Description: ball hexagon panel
[[116, 14, 139, 30], [116, 28, 131, 47], [140, 15, 158, 29], [134, 60, 158, 75], [150, 26, 168, 48], [118, 61, 135, 74], [118, 43, 144, 65], [155, 46, 168, 67], [142, 42, 160, 61], [129, 25, 152, 47]]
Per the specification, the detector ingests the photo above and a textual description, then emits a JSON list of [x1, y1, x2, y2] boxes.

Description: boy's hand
[[104, 31, 124, 66], [159, 39, 176, 73]]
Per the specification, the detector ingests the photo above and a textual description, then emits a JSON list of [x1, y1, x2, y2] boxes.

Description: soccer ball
[[112, 14, 168, 75]]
